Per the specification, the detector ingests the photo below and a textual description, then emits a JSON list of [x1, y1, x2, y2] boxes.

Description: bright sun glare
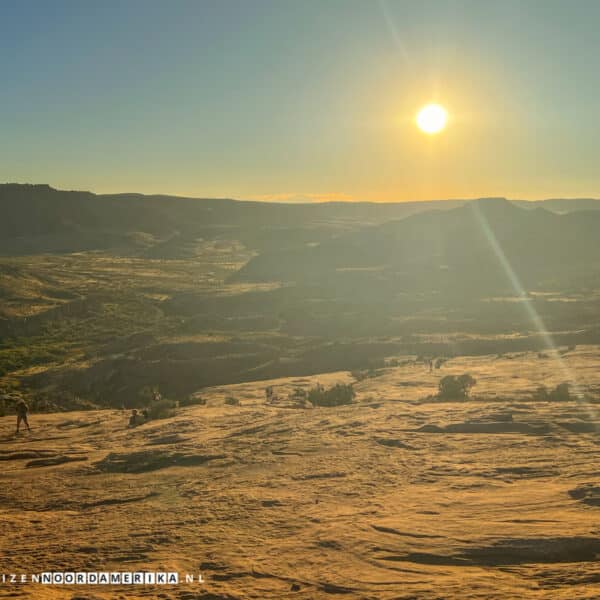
[[416, 103, 448, 134]]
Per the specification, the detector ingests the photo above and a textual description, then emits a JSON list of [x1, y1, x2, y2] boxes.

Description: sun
[[416, 103, 448, 134]]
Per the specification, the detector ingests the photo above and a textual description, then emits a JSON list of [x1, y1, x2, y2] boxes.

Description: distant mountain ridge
[[0, 183, 462, 255], [1, 183, 599, 258], [232, 197, 600, 296]]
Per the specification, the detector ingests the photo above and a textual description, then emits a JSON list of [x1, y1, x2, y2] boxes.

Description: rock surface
[[1, 349, 599, 599]]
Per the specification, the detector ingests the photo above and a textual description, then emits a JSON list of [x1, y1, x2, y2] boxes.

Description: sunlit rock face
[[2, 348, 600, 598]]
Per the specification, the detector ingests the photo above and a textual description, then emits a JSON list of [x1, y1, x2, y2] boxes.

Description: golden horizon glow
[[416, 103, 448, 134]]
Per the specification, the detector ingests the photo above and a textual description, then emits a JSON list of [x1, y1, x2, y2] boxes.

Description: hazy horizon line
[[2, 182, 600, 206]]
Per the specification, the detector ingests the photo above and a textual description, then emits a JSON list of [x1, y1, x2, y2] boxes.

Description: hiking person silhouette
[[15, 399, 31, 434]]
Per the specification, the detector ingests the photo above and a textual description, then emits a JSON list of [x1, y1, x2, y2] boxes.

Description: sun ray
[[470, 202, 595, 420]]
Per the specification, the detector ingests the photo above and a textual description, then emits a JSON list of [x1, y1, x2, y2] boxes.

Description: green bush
[[551, 382, 571, 401], [437, 374, 476, 400], [225, 396, 240, 406], [147, 398, 176, 419], [535, 382, 571, 402], [308, 383, 355, 407], [179, 395, 206, 407]]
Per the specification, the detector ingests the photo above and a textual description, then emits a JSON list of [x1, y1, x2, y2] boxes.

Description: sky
[[2, 0, 600, 202]]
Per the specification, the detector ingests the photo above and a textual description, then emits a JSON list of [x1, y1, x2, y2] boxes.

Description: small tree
[[550, 382, 571, 401], [437, 374, 476, 400], [308, 383, 355, 407], [534, 382, 571, 402]]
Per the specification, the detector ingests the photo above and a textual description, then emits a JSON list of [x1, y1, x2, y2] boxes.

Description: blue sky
[[2, 0, 600, 201]]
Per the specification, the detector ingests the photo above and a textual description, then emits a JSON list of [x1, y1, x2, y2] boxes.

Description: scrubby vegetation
[[534, 382, 572, 402], [437, 374, 477, 401], [179, 395, 206, 407], [147, 398, 176, 420], [4, 187, 600, 411], [308, 383, 355, 407]]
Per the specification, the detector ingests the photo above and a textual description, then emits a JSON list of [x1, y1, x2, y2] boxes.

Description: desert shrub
[[225, 396, 240, 406], [308, 383, 355, 407], [147, 398, 176, 420], [534, 382, 571, 402], [179, 395, 206, 407], [437, 374, 476, 401], [551, 382, 571, 401]]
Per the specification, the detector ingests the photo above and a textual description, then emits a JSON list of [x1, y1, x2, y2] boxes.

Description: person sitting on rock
[[15, 399, 31, 434], [128, 409, 144, 427]]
